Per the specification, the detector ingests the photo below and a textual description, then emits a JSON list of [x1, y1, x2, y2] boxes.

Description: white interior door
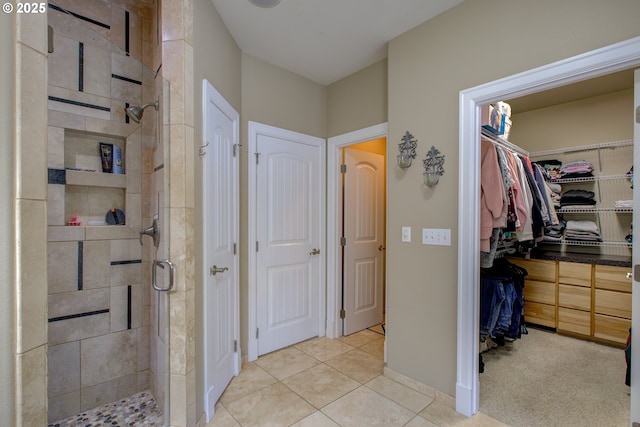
[[202, 80, 240, 422], [254, 126, 325, 356], [343, 148, 385, 335], [631, 68, 640, 425]]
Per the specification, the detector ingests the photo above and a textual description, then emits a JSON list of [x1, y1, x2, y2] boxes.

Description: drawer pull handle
[[626, 272, 632, 279]]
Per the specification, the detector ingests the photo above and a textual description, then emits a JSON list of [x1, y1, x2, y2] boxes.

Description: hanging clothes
[[480, 136, 558, 267], [480, 139, 508, 253], [518, 153, 550, 242], [480, 258, 527, 343]]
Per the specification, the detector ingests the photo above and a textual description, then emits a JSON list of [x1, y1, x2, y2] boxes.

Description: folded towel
[[565, 220, 599, 234], [615, 200, 633, 208]]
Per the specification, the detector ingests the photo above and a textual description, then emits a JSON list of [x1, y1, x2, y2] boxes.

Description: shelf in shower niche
[[65, 170, 126, 188]]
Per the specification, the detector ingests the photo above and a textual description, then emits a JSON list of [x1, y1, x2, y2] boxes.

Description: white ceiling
[[211, 0, 463, 85], [211, 0, 633, 110]]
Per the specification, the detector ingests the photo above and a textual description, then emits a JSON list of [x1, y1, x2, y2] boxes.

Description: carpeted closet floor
[[480, 327, 630, 426]]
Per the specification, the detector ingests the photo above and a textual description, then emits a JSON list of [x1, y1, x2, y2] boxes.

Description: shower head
[[125, 100, 158, 123]]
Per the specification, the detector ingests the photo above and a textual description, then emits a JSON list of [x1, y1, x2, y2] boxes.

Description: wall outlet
[[422, 228, 451, 246], [401, 226, 411, 242]]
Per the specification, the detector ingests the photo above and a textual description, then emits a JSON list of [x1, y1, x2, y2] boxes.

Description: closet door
[[343, 148, 385, 335]]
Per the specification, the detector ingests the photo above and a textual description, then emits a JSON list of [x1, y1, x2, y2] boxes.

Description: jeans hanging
[[480, 276, 507, 339]]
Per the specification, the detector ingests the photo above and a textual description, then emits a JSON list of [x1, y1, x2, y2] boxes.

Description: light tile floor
[[208, 329, 506, 427]]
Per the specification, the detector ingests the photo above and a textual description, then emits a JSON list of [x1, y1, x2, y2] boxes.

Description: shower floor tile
[[48, 390, 163, 427]]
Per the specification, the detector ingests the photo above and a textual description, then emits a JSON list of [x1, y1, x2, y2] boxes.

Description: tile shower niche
[[61, 130, 126, 227]]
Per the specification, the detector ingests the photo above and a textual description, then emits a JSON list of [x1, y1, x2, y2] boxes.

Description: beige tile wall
[[161, 0, 197, 424], [15, 8, 49, 427]]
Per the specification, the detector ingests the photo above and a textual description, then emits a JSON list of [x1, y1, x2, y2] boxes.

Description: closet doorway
[[342, 142, 386, 336], [478, 75, 634, 425], [326, 124, 388, 343], [456, 36, 640, 421]]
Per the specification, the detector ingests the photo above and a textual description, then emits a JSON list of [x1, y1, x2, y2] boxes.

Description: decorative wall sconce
[[397, 131, 417, 169], [423, 146, 445, 187]]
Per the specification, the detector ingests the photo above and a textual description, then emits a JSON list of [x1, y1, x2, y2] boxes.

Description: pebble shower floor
[[48, 390, 163, 427]]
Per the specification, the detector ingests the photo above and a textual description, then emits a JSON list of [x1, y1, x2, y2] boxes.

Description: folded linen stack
[[536, 160, 562, 181], [560, 160, 594, 179], [615, 200, 633, 209], [560, 189, 596, 207], [564, 220, 602, 242], [544, 219, 566, 242]]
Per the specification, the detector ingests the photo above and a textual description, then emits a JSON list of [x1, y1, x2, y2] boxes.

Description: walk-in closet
[[478, 69, 634, 426]]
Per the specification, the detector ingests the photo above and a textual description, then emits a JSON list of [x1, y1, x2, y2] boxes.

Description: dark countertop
[[527, 250, 632, 267]]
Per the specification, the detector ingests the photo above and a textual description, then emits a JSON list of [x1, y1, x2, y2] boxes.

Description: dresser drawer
[[508, 258, 556, 282], [523, 280, 556, 305], [557, 307, 590, 336], [594, 314, 631, 345], [558, 261, 591, 287], [524, 301, 556, 328], [594, 289, 632, 319], [558, 284, 591, 311], [594, 265, 632, 293]]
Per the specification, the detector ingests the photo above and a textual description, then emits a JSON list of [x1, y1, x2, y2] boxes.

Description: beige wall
[[327, 59, 388, 138], [241, 53, 327, 139], [511, 89, 634, 152], [349, 138, 387, 156], [193, 1, 242, 113], [386, 0, 640, 395], [1, 8, 15, 425], [192, 0, 242, 419]]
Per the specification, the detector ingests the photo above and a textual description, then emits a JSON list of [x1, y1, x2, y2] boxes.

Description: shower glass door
[[46, 3, 170, 424]]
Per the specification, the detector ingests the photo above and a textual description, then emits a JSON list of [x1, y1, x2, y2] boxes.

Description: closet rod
[[529, 139, 632, 157], [480, 128, 529, 156]]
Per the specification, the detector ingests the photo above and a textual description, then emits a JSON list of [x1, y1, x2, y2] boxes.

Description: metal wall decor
[[423, 146, 445, 187], [397, 131, 417, 168]]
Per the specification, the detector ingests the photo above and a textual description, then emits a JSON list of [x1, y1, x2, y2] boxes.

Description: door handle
[[210, 265, 229, 276], [378, 245, 386, 251], [310, 248, 320, 256], [152, 259, 174, 292]]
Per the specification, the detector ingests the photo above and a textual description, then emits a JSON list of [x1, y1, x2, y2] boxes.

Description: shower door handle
[[152, 259, 175, 292]]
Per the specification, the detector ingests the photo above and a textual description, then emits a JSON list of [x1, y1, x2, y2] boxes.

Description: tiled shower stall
[[45, 1, 170, 423]]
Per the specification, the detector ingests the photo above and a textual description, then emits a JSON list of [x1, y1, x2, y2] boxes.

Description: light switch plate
[[401, 226, 411, 242], [422, 228, 451, 246]]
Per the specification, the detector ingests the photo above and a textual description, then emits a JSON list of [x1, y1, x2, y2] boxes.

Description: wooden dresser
[[507, 257, 632, 346]]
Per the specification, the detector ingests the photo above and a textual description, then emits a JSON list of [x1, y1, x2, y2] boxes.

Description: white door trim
[[457, 36, 640, 417], [326, 123, 388, 339], [247, 121, 326, 361], [633, 69, 640, 425], [202, 79, 240, 421]]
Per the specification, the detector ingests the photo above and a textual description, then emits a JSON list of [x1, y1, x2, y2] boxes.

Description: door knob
[[210, 265, 229, 276], [378, 245, 386, 251], [309, 248, 320, 256]]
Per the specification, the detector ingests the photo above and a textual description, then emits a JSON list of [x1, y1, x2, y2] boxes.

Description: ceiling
[[211, 0, 463, 85], [211, 0, 633, 109]]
